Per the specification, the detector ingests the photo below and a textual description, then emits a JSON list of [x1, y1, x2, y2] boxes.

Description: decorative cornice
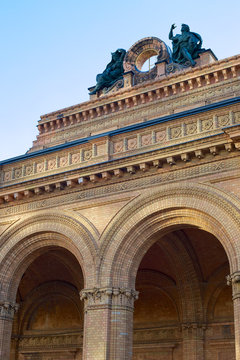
[[33, 80, 240, 151], [39, 56, 240, 122], [1, 112, 240, 203], [1, 96, 239, 167], [80, 287, 138, 310], [0, 155, 239, 218], [0, 301, 19, 320], [32, 59, 239, 150]]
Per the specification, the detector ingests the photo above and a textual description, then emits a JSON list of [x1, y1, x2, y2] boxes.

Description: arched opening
[[133, 228, 234, 360], [135, 50, 158, 72], [10, 247, 83, 360]]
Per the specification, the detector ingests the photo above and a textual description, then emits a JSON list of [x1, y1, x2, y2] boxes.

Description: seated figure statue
[[169, 24, 203, 67], [89, 48, 126, 95]]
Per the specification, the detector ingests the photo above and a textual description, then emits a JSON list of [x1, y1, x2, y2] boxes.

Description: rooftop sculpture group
[[169, 23, 204, 67], [89, 24, 205, 95], [89, 48, 126, 95]]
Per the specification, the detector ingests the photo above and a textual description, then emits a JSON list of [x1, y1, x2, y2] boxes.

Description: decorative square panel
[[59, 156, 68, 167], [201, 118, 213, 131], [25, 165, 33, 176], [218, 114, 229, 127], [36, 162, 44, 173], [113, 141, 124, 153], [186, 121, 197, 135], [141, 134, 152, 146], [71, 153, 80, 164], [155, 130, 166, 142], [83, 149, 92, 161], [170, 126, 182, 139], [127, 137, 137, 150], [48, 158, 57, 170], [4, 171, 11, 181], [14, 168, 22, 179]]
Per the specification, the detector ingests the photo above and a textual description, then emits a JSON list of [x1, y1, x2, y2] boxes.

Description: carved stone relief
[[0, 301, 19, 320], [80, 287, 138, 310]]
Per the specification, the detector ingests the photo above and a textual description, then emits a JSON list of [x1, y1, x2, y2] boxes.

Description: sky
[[0, 0, 239, 161]]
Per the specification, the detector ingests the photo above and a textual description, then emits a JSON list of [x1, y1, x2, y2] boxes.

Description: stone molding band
[[0, 301, 19, 320], [80, 287, 139, 309]]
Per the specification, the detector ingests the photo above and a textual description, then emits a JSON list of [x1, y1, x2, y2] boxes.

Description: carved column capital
[[181, 322, 207, 330], [80, 287, 139, 310], [227, 271, 240, 300], [181, 322, 207, 331], [0, 301, 19, 320], [181, 322, 207, 341]]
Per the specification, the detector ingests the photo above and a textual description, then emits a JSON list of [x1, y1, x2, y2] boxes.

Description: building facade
[[0, 36, 240, 360]]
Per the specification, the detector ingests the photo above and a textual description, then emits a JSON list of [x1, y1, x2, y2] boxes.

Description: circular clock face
[[123, 37, 170, 73]]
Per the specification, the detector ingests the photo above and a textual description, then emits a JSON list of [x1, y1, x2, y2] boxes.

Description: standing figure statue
[[89, 48, 126, 95], [169, 24, 203, 67]]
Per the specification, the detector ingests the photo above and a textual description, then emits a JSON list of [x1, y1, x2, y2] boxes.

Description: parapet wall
[[31, 52, 239, 152]]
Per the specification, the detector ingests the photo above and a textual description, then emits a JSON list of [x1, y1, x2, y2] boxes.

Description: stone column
[[182, 323, 206, 360], [227, 271, 240, 359], [80, 287, 138, 360], [0, 301, 19, 360]]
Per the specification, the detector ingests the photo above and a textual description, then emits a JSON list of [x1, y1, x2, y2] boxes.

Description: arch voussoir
[[98, 182, 240, 289], [0, 210, 99, 302]]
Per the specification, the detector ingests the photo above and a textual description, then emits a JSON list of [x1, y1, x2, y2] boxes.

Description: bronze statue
[[169, 24, 203, 67], [89, 48, 126, 95]]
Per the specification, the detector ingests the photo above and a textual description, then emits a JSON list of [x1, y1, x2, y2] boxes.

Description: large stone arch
[[0, 210, 99, 302], [98, 182, 240, 289]]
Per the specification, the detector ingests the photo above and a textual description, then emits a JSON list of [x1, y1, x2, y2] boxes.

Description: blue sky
[[0, 0, 239, 161]]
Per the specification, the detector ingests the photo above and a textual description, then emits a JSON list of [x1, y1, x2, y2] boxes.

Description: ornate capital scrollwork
[[181, 322, 207, 331], [227, 271, 240, 300], [80, 287, 138, 310], [226, 271, 240, 285], [0, 301, 19, 320], [181, 323, 207, 339]]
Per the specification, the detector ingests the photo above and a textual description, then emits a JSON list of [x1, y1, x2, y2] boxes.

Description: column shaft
[[80, 287, 138, 360], [83, 306, 111, 360], [182, 324, 205, 360], [227, 272, 240, 360]]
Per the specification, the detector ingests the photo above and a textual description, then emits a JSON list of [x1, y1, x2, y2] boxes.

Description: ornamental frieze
[[1, 106, 240, 186], [34, 79, 240, 150], [133, 326, 180, 342], [18, 332, 83, 349]]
